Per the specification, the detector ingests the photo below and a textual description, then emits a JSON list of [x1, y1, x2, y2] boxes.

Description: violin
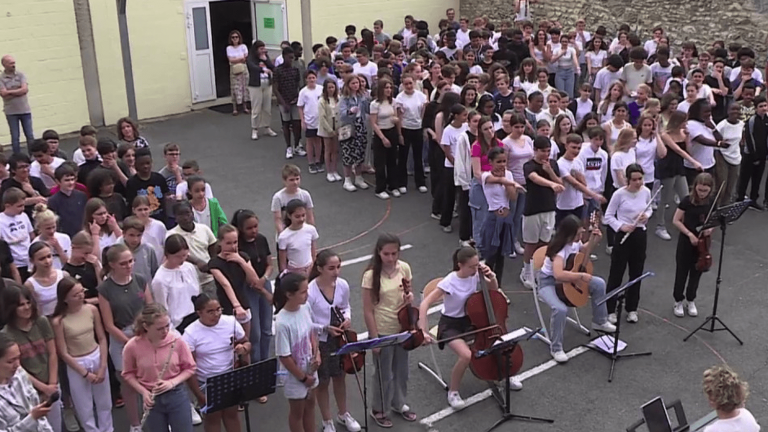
[[465, 267, 523, 381], [331, 307, 365, 374], [397, 278, 425, 351], [695, 234, 712, 272]]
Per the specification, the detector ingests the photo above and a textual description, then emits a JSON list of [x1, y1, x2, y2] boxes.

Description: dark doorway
[[209, 0, 253, 99]]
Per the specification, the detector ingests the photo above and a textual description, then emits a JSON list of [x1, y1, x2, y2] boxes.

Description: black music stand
[[334, 332, 413, 432], [475, 328, 554, 431], [683, 200, 750, 344], [588, 272, 655, 382], [202, 357, 277, 432]]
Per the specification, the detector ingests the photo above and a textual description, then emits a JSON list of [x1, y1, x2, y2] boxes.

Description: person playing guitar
[[538, 214, 616, 364], [419, 247, 523, 410]]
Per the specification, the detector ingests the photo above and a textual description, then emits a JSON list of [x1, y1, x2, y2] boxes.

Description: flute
[[139, 339, 177, 429], [619, 185, 663, 245]]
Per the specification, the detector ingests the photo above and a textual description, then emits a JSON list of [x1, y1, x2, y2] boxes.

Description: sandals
[[392, 404, 417, 422], [369, 410, 393, 428]]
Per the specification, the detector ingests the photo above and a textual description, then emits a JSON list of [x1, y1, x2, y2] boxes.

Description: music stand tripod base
[[589, 272, 654, 382], [683, 200, 749, 345]]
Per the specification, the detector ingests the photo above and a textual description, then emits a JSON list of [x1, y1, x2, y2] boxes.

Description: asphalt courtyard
[[59, 107, 768, 432]]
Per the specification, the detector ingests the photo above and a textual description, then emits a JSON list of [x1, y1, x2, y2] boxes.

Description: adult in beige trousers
[[247, 40, 278, 140]]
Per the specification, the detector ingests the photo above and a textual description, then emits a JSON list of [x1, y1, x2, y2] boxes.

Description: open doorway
[[209, 0, 253, 99]]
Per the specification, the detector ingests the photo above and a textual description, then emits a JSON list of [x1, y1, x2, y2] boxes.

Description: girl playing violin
[[672, 173, 715, 318], [361, 234, 417, 428], [538, 216, 616, 364], [307, 250, 361, 432], [419, 246, 523, 409]]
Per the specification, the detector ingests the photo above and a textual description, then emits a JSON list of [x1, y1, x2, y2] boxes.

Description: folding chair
[[530, 247, 590, 347], [416, 277, 450, 391]]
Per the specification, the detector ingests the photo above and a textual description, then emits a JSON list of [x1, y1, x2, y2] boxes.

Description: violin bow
[[697, 182, 725, 234]]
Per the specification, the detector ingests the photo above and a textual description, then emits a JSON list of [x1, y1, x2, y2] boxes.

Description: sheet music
[[589, 335, 627, 353]]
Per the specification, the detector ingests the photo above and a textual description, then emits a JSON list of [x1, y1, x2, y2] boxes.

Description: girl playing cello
[[419, 246, 523, 409]]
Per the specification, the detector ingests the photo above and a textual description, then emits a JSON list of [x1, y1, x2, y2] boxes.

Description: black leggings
[[606, 229, 647, 313], [402, 128, 425, 188], [429, 139, 445, 215], [673, 235, 704, 302]]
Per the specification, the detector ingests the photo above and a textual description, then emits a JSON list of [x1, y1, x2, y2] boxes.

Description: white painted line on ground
[[419, 346, 590, 428]]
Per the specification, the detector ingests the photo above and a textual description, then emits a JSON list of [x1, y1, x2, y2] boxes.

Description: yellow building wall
[[304, 0, 459, 47], [0, 0, 90, 145]]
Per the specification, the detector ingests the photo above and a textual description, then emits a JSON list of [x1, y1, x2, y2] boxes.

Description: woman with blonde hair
[[227, 30, 250, 116], [32, 203, 70, 270], [702, 365, 759, 431]]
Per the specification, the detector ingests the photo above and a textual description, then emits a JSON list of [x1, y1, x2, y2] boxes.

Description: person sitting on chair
[[419, 246, 523, 410], [702, 365, 760, 432], [537, 215, 616, 364]]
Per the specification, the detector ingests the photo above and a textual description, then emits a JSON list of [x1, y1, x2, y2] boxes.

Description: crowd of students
[[0, 6, 764, 432]]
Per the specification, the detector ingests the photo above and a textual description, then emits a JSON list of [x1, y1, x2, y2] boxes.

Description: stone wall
[[460, 0, 768, 59]]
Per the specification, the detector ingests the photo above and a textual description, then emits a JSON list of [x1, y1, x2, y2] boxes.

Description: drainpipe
[[300, 0, 312, 63], [72, 0, 105, 126], [116, 0, 138, 120]]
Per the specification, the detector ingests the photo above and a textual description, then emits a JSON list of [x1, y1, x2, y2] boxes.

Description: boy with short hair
[[593, 54, 624, 105], [125, 147, 171, 226], [47, 164, 88, 237], [273, 47, 305, 159], [557, 134, 606, 226], [73, 125, 100, 166], [168, 200, 218, 298], [158, 143, 184, 225], [493, 74, 514, 115], [271, 164, 315, 234], [76, 135, 101, 185], [578, 127, 609, 218], [29, 139, 65, 189], [520, 136, 564, 288], [175, 160, 214, 200], [737, 95, 768, 210], [1, 153, 49, 220], [0, 187, 35, 281], [353, 47, 378, 88], [50, 161, 87, 195], [738, 84, 756, 121], [0, 154, 8, 183], [41, 129, 67, 160], [620, 47, 652, 97], [119, 216, 159, 282]]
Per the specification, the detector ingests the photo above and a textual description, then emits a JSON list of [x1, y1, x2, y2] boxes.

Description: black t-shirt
[[125, 172, 170, 224], [77, 159, 101, 186], [677, 195, 711, 233], [209, 252, 251, 313], [494, 92, 514, 116], [239, 234, 271, 278], [523, 159, 560, 216], [101, 193, 129, 221], [0, 176, 50, 220], [704, 75, 731, 123], [63, 261, 99, 298], [495, 129, 508, 141], [87, 166, 127, 197], [0, 240, 14, 280]]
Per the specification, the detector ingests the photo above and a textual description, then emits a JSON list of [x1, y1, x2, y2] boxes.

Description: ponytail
[[452, 246, 478, 271], [283, 199, 307, 230], [273, 272, 306, 314], [308, 249, 340, 282], [101, 244, 130, 279]]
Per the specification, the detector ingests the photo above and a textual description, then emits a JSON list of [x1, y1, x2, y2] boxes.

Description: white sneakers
[[673, 301, 685, 317], [191, 404, 202, 425], [655, 225, 672, 241], [514, 241, 525, 255], [398, 187, 407, 194], [551, 351, 569, 363], [251, 129, 259, 140], [295, 146, 307, 156], [354, 177, 369, 190], [265, 128, 278, 137], [519, 268, 535, 290], [607, 313, 617, 324], [447, 391, 466, 409], [391, 189, 401, 198], [418, 186, 428, 193], [626, 312, 639, 323], [285, 147, 294, 159], [674, 301, 697, 317], [509, 377, 523, 390], [322, 420, 337, 432], [336, 412, 361, 432], [129, 426, 142, 432], [375, 191, 390, 200], [592, 321, 617, 333], [605, 245, 613, 255], [327, 173, 336, 182], [343, 178, 356, 192]]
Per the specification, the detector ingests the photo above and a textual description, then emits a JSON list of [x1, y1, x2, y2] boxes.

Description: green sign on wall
[[264, 17, 275, 29]]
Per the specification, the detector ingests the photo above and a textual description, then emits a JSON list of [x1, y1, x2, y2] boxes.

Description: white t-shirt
[[297, 86, 323, 129], [143, 219, 167, 261], [677, 100, 691, 113], [650, 62, 674, 94], [30, 157, 65, 189], [98, 232, 119, 255], [482, 170, 514, 211], [556, 157, 586, 210], [553, 46, 577, 68], [574, 32, 591, 63], [370, 100, 396, 129], [394, 91, 427, 130], [634, 136, 658, 183], [610, 149, 637, 188], [167, 224, 216, 285], [352, 61, 378, 87], [594, 67, 623, 100], [28, 270, 64, 316], [686, 120, 716, 169], [152, 262, 200, 328], [271, 188, 314, 213], [703, 408, 760, 432], [226, 44, 248, 60], [0, 212, 33, 267], [456, 29, 471, 47], [441, 124, 469, 168], [32, 233, 71, 270], [643, 40, 658, 58], [573, 98, 594, 124], [578, 145, 608, 193], [605, 186, 652, 231], [437, 271, 479, 318], [541, 241, 582, 277], [307, 277, 351, 342], [275, 304, 319, 397], [716, 119, 744, 165], [73, 148, 102, 166], [586, 51, 607, 70], [729, 66, 764, 83], [277, 224, 319, 269], [183, 315, 245, 379], [176, 181, 213, 201]]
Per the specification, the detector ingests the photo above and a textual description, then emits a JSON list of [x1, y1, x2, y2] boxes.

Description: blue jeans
[[511, 191, 526, 248], [6, 113, 33, 154], [555, 66, 576, 98], [145, 386, 193, 432], [245, 279, 273, 362], [469, 179, 488, 252], [537, 273, 608, 353]]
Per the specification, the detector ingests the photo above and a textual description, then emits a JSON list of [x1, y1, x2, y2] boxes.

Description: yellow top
[[362, 260, 412, 335], [61, 307, 98, 357]]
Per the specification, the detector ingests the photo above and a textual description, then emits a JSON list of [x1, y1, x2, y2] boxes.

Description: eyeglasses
[[205, 308, 223, 315], [231, 36, 240, 39]]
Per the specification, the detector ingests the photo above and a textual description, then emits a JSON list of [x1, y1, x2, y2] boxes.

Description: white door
[[185, 2, 216, 103]]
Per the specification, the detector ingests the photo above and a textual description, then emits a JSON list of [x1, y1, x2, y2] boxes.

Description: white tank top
[[29, 269, 64, 316], [604, 120, 629, 147]]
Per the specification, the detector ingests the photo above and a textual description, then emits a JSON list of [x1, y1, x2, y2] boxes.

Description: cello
[[465, 266, 523, 381], [397, 278, 425, 351]]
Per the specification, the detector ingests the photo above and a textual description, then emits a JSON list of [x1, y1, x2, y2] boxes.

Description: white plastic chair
[[416, 277, 450, 391]]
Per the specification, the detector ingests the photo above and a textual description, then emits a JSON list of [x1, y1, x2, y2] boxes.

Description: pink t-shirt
[[470, 139, 501, 172], [122, 333, 196, 391]]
